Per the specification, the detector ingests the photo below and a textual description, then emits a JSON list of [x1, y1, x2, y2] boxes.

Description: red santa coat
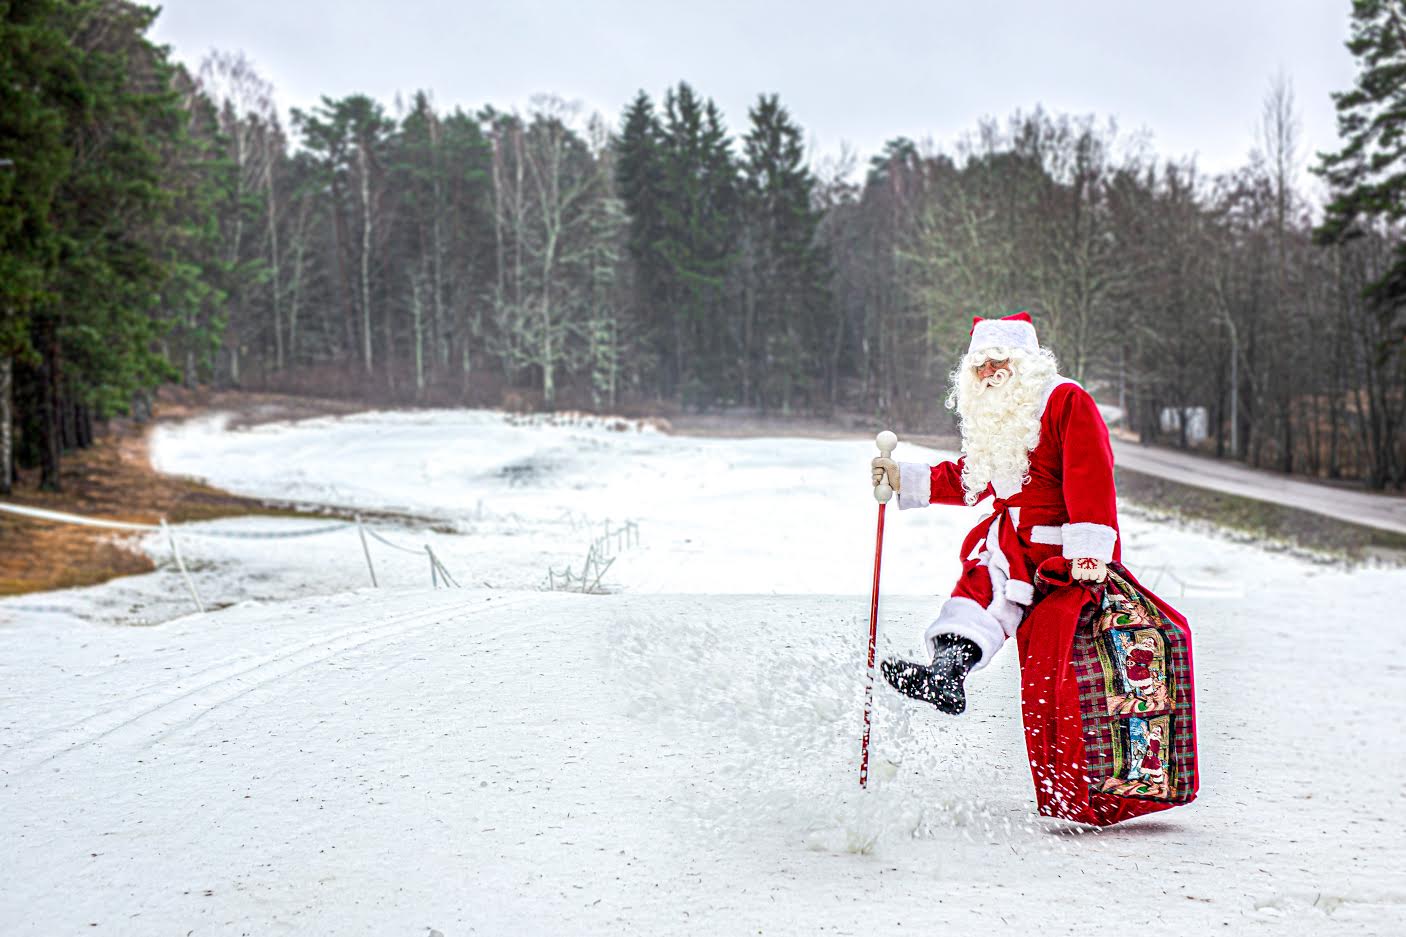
[[897, 378, 1121, 666]]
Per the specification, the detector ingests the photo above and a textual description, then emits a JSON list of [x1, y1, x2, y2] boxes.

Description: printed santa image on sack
[[872, 310, 1200, 827]]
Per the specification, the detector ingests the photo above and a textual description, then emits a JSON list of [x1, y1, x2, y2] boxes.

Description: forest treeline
[[3, 0, 1405, 492]]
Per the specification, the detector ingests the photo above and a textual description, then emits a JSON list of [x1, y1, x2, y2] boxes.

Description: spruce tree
[[14, 0, 188, 489], [741, 93, 828, 412], [1314, 0, 1406, 487], [656, 82, 737, 404], [615, 91, 669, 387], [161, 66, 234, 389], [0, 0, 71, 491], [1315, 0, 1406, 303], [437, 107, 494, 386]]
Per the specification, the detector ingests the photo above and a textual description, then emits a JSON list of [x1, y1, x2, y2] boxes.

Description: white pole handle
[[873, 430, 898, 503]]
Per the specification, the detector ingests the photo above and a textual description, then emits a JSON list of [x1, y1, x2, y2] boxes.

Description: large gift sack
[[1016, 557, 1199, 826]]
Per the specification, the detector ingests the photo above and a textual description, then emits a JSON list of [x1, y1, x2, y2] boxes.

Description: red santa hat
[[969, 311, 1039, 356]]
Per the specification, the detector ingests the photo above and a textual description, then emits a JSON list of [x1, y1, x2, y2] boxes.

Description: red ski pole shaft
[[860, 430, 897, 789]]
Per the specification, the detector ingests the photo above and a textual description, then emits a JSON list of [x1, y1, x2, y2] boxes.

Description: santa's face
[[974, 357, 1012, 390], [955, 359, 1030, 451], [948, 347, 1058, 502]]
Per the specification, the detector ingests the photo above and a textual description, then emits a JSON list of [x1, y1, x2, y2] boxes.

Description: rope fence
[[545, 519, 639, 595], [0, 500, 463, 612], [2, 499, 639, 612], [4, 500, 638, 610]]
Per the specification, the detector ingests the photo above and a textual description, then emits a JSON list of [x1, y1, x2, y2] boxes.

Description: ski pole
[[860, 430, 897, 789]]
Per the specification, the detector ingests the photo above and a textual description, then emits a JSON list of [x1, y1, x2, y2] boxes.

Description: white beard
[[949, 349, 1059, 503]]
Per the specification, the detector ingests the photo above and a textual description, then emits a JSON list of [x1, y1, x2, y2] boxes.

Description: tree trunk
[[39, 321, 61, 492], [61, 396, 77, 450], [429, 114, 448, 374], [413, 272, 426, 399], [358, 142, 374, 374], [541, 294, 554, 405], [0, 355, 12, 495], [266, 159, 283, 370], [288, 196, 309, 364], [79, 403, 93, 449]]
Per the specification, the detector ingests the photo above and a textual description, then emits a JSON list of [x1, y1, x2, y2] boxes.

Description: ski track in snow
[[0, 593, 534, 777], [3, 407, 1405, 936]]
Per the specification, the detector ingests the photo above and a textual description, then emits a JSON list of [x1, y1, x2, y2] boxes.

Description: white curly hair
[[945, 344, 1062, 504]]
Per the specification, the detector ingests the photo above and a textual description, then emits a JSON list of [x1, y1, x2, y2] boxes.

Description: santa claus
[[871, 310, 1120, 714], [1123, 634, 1161, 698], [1139, 723, 1167, 787]]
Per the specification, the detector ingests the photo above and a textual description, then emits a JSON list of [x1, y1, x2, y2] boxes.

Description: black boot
[[880, 635, 981, 715]]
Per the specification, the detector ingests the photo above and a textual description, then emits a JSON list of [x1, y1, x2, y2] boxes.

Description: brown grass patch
[[1, 387, 368, 597]]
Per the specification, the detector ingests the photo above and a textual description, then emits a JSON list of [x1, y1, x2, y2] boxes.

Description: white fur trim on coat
[[991, 476, 1022, 499], [1039, 377, 1080, 415], [1004, 578, 1035, 605], [896, 461, 931, 510], [1030, 524, 1063, 545], [925, 596, 1006, 671], [983, 554, 1026, 639], [970, 318, 1038, 355], [1061, 522, 1118, 562]]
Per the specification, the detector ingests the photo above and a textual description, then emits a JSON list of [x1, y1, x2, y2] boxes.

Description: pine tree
[[1315, 0, 1406, 301], [0, 0, 71, 492], [1313, 0, 1406, 487], [391, 91, 443, 398], [437, 107, 494, 390], [741, 94, 829, 412], [293, 95, 394, 381], [197, 51, 280, 384], [656, 82, 738, 404], [615, 91, 669, 389], [14, 0, 190, 490], [162, 66, 234, 389]]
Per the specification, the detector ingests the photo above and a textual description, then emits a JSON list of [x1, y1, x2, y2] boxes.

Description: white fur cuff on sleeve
[[896, 462, 932, 510], [1061, 522, 1117, 563]]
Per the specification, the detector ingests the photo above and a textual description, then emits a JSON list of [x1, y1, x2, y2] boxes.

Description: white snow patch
[[2, 407, 1402, 935]]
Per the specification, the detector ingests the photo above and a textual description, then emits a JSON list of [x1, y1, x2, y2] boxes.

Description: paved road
[[674, 416, 1406, 537], [1111, 438, 1406, 537]]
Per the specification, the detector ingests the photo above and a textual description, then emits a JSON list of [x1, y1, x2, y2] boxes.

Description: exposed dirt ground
[[0, 388, 369, 596]]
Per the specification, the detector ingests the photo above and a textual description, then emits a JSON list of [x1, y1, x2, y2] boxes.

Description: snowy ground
[[3, 408, 1405, 935]]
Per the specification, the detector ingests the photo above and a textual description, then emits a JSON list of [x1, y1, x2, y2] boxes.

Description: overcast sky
[[151, 1, 1357, 194]]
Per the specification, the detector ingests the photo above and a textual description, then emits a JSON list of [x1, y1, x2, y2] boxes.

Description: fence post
[[355, 514, 378, 587], [587, 556, 613, 594], [161, 518, 204, 614], [428, 547, 458, 588], [426, 545, 439, 588]]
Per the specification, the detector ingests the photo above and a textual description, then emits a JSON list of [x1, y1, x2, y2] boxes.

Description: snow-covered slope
[[3, 408, 1404, 935], [140, 408, 1326, 602]]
